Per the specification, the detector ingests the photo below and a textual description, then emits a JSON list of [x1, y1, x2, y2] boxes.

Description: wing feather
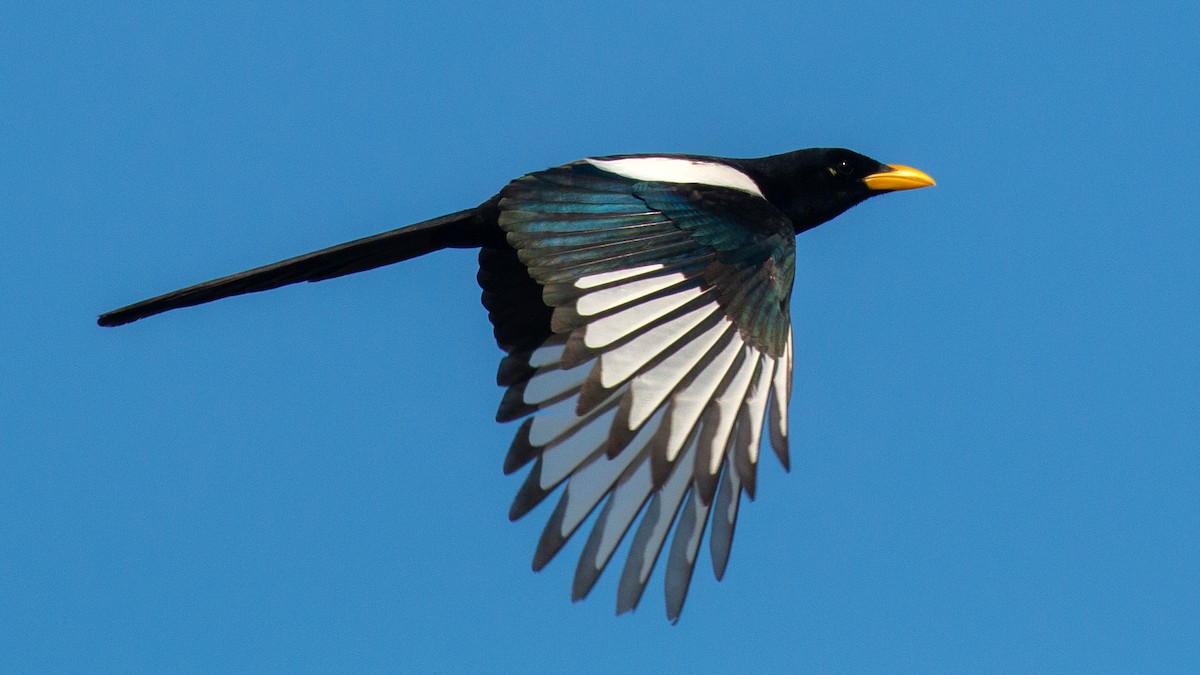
[[616, 439, 697, 614], [664, 485, 715, 623], [572, 458, 655, 601], [490, 159, 799, 618], [710, 459, 742, 580]]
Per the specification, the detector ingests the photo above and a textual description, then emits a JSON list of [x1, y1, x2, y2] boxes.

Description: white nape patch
[[587, 157, 765, 198], [708, 346, 761, 474], [742, 358, 776, 464], [576, 272, 689, 317], [575, 263, 665, 290]]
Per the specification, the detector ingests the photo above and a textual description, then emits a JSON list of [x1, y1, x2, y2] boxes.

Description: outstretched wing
[[494, 157, 796, 621]]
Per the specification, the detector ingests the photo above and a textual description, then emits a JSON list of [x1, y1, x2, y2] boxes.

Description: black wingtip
[[532, 498, 571, 571], [496, 351, 536, 387], [495, 384, 537, 423], [502, 419, 539, 475], [508, 456, 550, 521]]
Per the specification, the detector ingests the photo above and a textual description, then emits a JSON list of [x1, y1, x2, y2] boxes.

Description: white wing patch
[[586, 157, 765, 199], [596, 301, 717, 389], [575, 272, 689, 317], [741, 358, 776, 465], [706, 345, 761, 474], [574, 263, 665, 290], [528, 342, 566, 369], [501, 262, 796, 619], [559, 408, 664, 535], [584, 286, 708, 350], [626, 316, 729, 429]]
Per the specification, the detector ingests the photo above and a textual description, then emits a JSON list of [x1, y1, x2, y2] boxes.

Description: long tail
[[98, 207, 486, 327]]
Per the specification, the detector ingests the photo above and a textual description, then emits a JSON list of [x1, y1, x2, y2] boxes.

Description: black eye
[[834, 159, 855, 176]]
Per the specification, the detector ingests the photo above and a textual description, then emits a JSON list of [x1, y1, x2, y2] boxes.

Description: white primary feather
[[742, 357, 776, 464], [559, 408, 664, 535], [710, 459, 742, 579], [663, 329, 743, 459], [574, 263, 665, 290], [626, 317, 731, 430], [538, 409, 619, 489], [597, 301, 719, 389], [584, 285, 707, 349], [529, 390, 617, 447], [676, 492, 707, 566], [770, 338, 791, 436], [575, 272, 689, 317], [593, 459, 654, 565], [623, 440, 696, 587], [665, 485, 714, 621], [707, 346, 761, 474], [540, 441, 602, 492], [523, 361, 591, 406], [528, 342, 566, 369]]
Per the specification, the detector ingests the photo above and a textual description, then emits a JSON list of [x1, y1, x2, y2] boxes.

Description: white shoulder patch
[[586, 156, 765, 198]]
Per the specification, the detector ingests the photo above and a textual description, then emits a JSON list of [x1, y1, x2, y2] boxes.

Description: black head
[[733, 148, 935, 233]]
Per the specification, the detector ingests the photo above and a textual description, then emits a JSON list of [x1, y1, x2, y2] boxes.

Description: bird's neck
[[730, 155, 858, 234]]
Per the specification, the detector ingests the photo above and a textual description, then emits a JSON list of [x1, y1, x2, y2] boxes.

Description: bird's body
[[100, 148, 934, 621]]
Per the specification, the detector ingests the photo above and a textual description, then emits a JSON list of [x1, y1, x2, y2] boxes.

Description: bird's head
[[737, 148, 936, 233]]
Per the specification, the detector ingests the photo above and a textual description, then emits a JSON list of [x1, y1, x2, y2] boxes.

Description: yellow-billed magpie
[[99, 148, 934, 621]]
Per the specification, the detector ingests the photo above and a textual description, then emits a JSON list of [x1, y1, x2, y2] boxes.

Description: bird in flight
[[100, 148, 934, 621]]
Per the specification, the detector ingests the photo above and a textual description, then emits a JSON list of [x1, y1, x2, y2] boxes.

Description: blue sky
[[3, 1, 1198, 672]]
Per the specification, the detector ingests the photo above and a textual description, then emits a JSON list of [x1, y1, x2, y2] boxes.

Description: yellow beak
[[863, 164, 937, 192]]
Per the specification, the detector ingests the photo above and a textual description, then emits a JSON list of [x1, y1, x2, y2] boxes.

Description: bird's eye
[[833, 159, 855, 176]]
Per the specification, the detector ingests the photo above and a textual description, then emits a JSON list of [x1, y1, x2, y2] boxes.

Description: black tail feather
[[98, 207, 484, 327]]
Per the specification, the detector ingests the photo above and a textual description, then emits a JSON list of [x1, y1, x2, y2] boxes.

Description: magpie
[[99, 148, 935, 621]]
